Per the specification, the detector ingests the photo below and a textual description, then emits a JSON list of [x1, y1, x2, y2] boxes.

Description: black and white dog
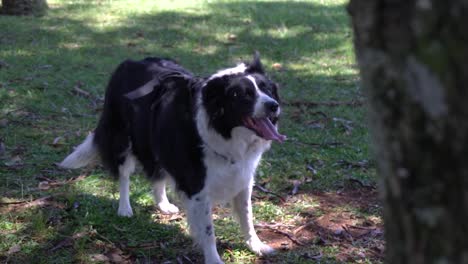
[[60, 52, 286, 263]]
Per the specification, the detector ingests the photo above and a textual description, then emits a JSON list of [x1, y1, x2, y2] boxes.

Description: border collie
[[60, 52, 286, 264]]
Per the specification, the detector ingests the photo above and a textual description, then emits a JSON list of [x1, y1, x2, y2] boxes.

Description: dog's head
[[201, 52, 286, 142]]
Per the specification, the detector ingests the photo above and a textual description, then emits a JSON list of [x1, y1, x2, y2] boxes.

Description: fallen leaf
[[38, 181, 50, 190], [50, 238, 74, 252], [106, 248, 125, 262], [51, 136, 63, 147], [4, 155, 23, 167], [8, 244, 21, 254], [90, 254, 109, 262], [272, 63, 282, 70], [227, 33, 237, 41]]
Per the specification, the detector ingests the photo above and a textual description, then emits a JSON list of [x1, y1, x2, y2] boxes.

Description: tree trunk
[[348, 1, 468, 263], [1, 0, 48, 16]]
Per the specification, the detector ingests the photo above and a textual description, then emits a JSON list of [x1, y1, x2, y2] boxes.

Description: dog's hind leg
[[152, 171, 179, 214], [185, 192, 223, 264], [117, 154, 136, 217], [232, 185, 275, 256]]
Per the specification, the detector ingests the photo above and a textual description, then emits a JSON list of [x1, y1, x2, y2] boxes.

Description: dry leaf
[[4, 155, 23, 167], [52, 136, 63, 147], [227, 34, 237, 41], [272, 63, 283, 70], [39, 181, 50, 190], [8, 244, 21, 254], [90, 254, 109, 262]]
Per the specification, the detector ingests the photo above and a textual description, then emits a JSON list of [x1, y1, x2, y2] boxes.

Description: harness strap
[[124, 71, 194, 100], [124, 78, 160, 100]]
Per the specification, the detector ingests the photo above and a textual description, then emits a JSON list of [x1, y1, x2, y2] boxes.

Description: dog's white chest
[[202, 131, 270, 202], [204, 153, 262, 202]]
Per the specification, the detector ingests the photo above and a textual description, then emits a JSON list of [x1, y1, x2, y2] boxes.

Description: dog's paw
[[247, 239, 275, 256], [157, 201, 179, 214], [117, 206, 134, 217], [204, 255, 224, 264]]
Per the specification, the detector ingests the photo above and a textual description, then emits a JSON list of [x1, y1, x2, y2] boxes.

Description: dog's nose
[[265, 101, 279, 113]]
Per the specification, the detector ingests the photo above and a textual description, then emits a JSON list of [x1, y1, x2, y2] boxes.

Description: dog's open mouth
[[243, 117, 286, 143]]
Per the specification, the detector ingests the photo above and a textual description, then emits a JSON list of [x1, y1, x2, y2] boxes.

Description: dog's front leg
[[186, 192, 223, 264], [233, 186, 275, 256]]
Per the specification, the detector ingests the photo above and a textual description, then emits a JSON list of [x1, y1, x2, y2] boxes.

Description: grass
[[0, 0, 382, 263]]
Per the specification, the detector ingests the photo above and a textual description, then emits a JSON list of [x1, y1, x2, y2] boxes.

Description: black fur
[[94, 57, 206, 197], [92, 55, 279, 198]]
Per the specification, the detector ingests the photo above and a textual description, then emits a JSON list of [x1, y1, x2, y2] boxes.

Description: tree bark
[[1, 0, 48, 16], [348, 1, 468, 263]]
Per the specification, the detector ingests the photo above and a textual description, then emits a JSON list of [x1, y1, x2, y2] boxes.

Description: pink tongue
[[255, 118, 287, 143]]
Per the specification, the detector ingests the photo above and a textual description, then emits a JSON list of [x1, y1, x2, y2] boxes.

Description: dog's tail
[[59, 133, 98, 169]]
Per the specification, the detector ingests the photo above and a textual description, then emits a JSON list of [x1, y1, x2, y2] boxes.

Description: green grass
[[0, 0, 382, 263]]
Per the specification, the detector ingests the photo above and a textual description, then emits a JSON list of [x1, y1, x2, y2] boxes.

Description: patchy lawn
[[0, 0, 382, 263]]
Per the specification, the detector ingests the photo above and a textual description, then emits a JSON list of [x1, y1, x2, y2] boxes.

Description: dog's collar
[[204, 144, 236, 165]]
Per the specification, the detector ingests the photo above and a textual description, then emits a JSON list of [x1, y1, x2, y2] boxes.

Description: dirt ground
[[253, 187, 384, 263]]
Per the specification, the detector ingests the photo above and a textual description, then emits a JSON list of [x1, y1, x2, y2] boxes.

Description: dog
[[60, 52, 286, 264]]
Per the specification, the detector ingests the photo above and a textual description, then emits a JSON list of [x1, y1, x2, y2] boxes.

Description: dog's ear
[[203, 76, 229, 107], [246, 51, 264, 74]]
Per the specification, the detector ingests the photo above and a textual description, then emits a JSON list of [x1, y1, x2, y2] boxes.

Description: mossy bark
[[348, 1, 468, 263], [1, 0, 48, 16]]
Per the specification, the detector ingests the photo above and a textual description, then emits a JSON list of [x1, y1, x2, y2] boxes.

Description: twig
[[342, 225, 373, 239], [291, 140, 344, 148], [293, 221, 315, 235], [50, 231, 90, 252], [254, 223, 295, 229], [270, 228, 306, 246], [72, 86, 91, 98], [124, 242, 160, 250], [346, 225, 377, 231], [0, 107, 27, 120], [337, 159, 370, 169], [285, 100, 364, 108], [253, 185, 286, 202], [94, 232, 116, 246], [0, 195, 53, 206], [35, 174, 88, 190]]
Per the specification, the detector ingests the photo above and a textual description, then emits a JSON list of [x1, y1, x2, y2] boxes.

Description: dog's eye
[[233, 92, 238, 98], [246, 90, 255, 98]]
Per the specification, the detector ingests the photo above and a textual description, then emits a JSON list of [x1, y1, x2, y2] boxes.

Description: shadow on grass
[[0, 0, 350, 113], [0, 1, 383, 263], [0, 182, 199, 263]]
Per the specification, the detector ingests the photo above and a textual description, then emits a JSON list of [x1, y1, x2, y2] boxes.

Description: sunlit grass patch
[[0, 0, 382, 262]]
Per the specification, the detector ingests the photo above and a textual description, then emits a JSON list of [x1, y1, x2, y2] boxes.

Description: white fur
[[196, 105, 270, 203], [233, 183, 274, 255], [207, 63, 247, 81], [193, 91, 274, 262], [117, 154, 136, 217], [185, 192, 223, 264], [152, 175, 179, 214], [59, 133, 98, 169], [246, 75, 280, 118]]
